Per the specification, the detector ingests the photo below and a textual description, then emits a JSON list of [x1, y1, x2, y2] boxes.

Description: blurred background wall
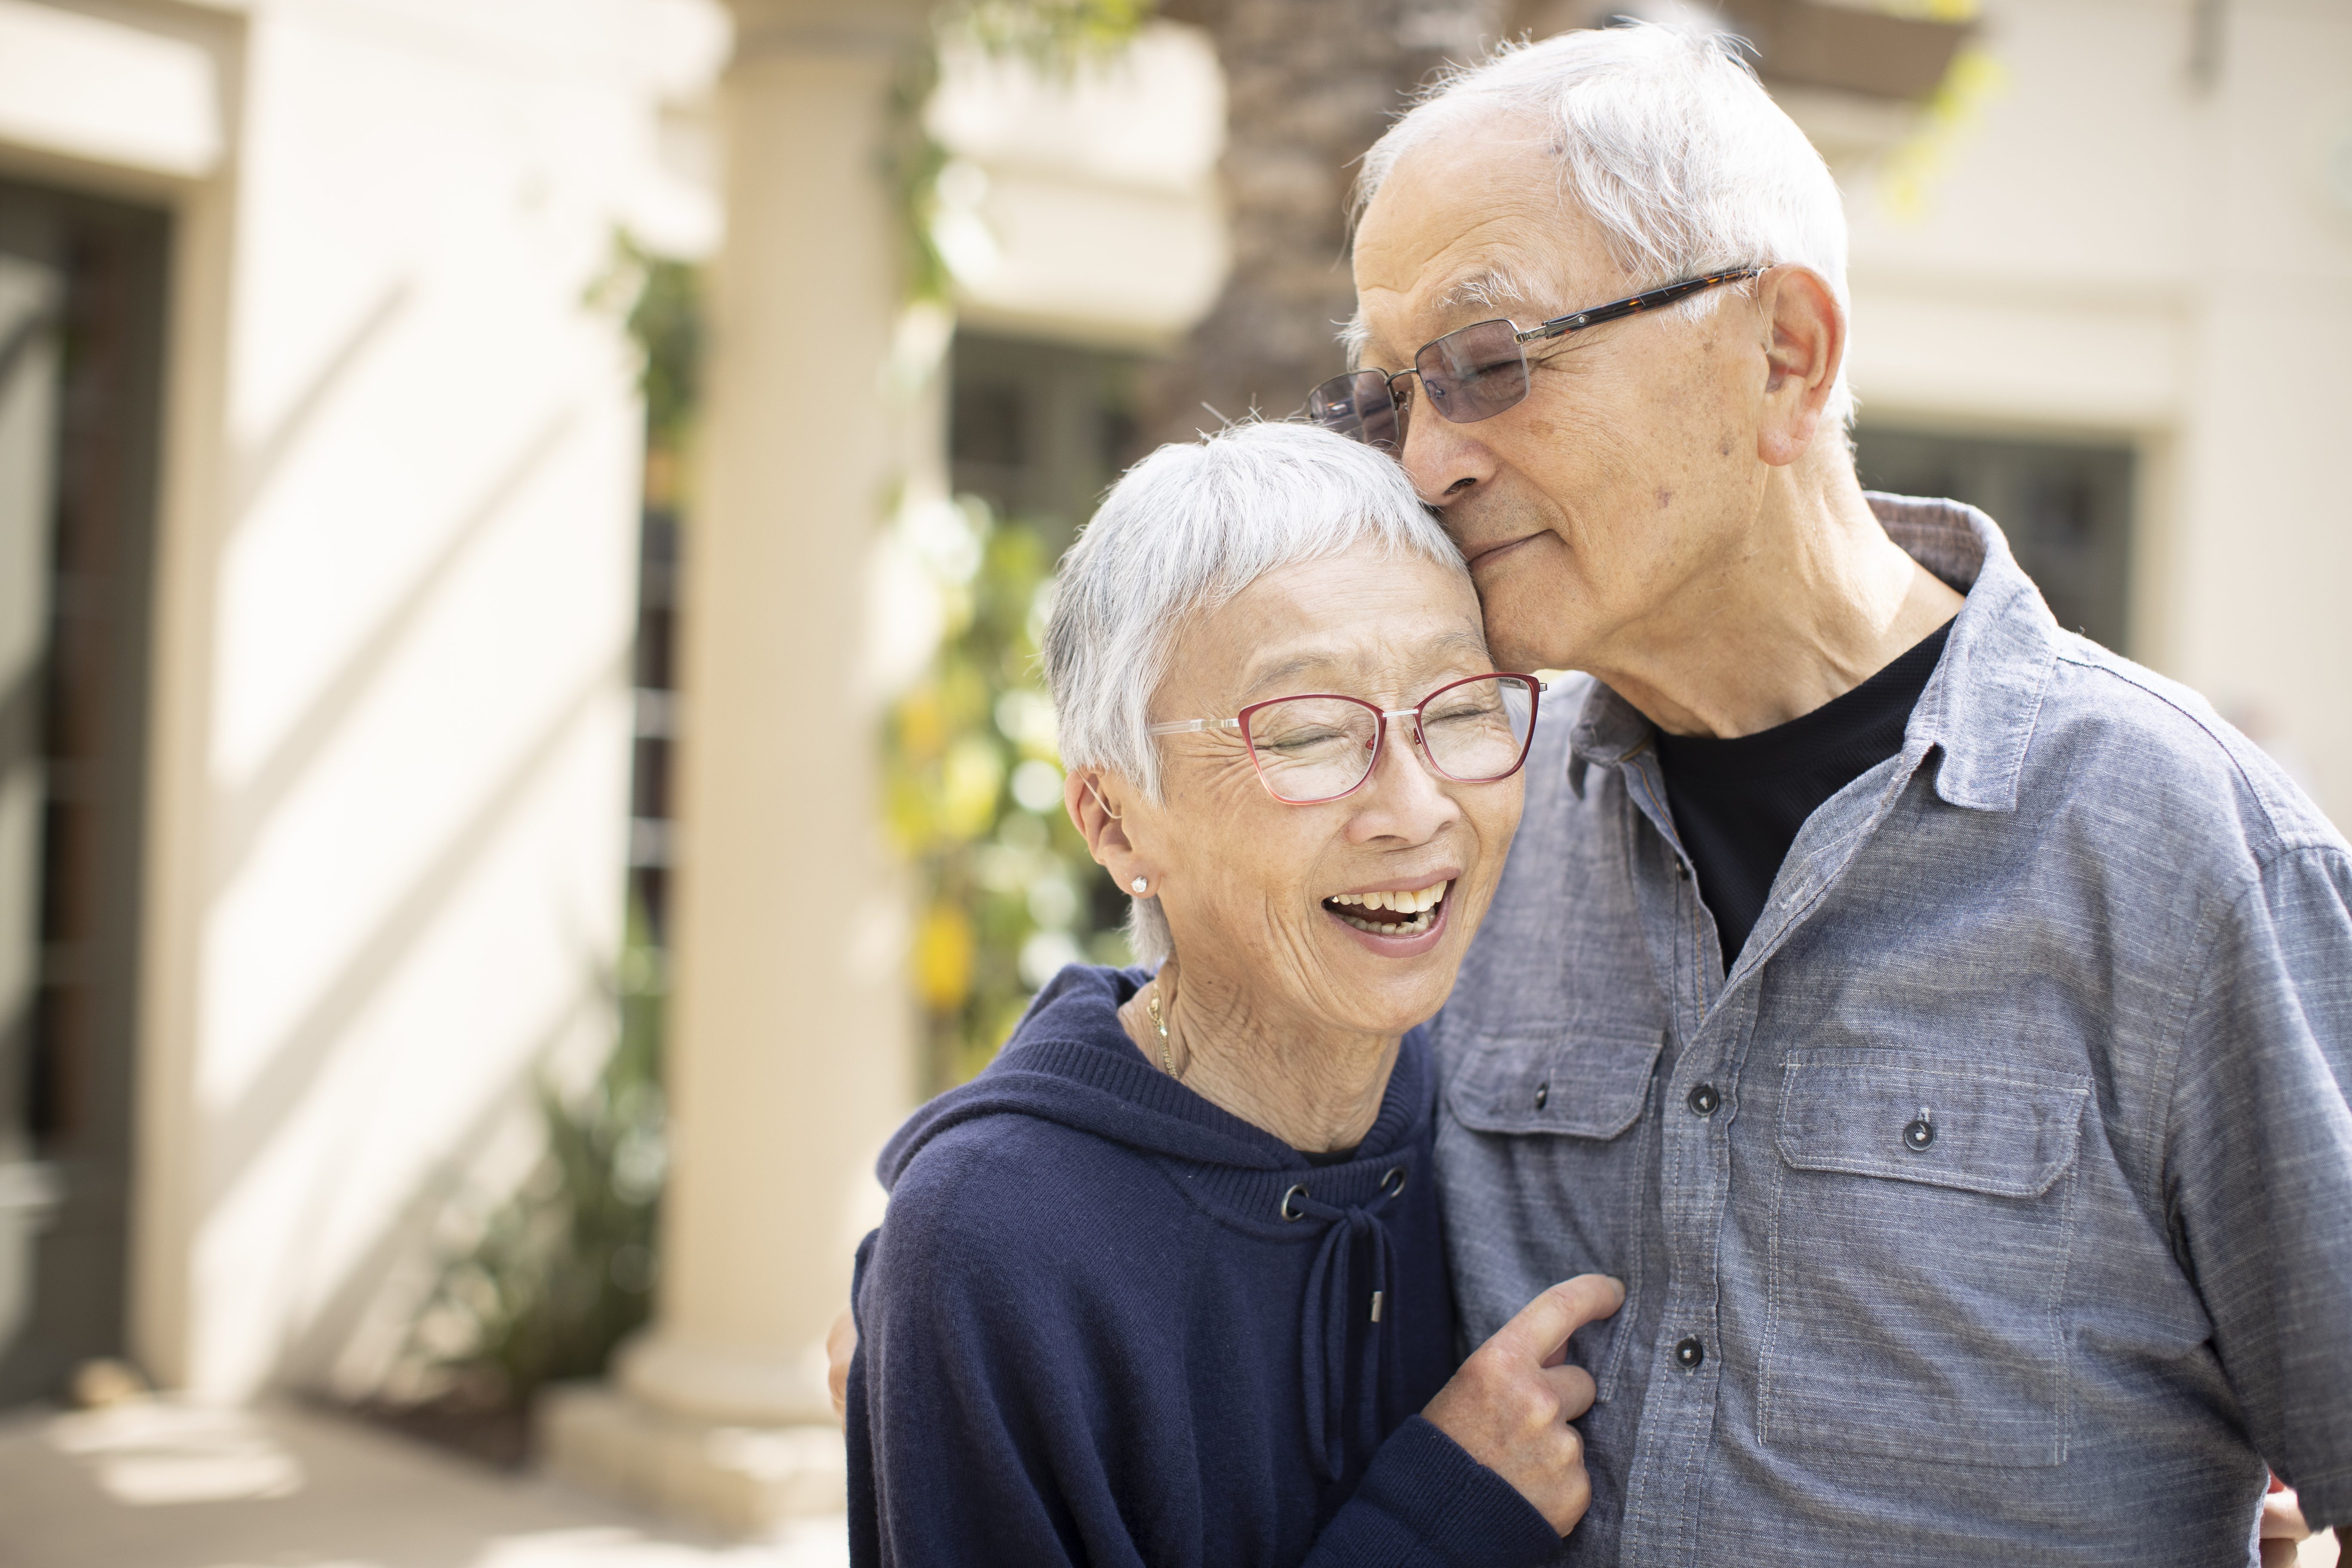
[[0, 0, 725, 1416], [0, 0, 2344, 1540]]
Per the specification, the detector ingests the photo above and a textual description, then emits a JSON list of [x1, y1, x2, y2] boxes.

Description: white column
[[542, 0, 925, 1534]]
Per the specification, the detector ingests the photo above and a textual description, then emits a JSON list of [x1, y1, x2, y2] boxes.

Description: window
[[1854, 427, 2136, 654], [949, 331, 1141, 554]]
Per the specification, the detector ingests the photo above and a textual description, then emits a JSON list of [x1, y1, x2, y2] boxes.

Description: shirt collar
[[1567, 493, 2058, 813]]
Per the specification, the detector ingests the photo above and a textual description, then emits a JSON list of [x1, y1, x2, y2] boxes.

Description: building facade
[[0, 0, 724, 1406]]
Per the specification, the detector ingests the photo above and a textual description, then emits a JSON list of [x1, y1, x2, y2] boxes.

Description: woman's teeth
[[1326, 881, 1449, 937]]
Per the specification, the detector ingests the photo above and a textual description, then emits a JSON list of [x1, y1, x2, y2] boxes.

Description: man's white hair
[[1043, 420, 1464, 966], [1353, 21, 1856, 430]]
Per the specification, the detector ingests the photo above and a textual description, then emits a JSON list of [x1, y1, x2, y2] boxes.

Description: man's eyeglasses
[[1148, 674, 1543, 805], [1308, 266, 1764, 450]]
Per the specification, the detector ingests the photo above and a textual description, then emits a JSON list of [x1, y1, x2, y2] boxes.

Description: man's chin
[[1482, 617, 1583, 675], [1469, 564, 1588, 674], [1488, 633, 1576, 675]]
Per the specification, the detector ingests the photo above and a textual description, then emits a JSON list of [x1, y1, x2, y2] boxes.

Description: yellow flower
[[914, 904, 975, 1011], [940, 736, 1006, 840]]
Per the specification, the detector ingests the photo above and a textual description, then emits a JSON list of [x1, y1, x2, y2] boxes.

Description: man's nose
[[1398, 399, 1491, 508]]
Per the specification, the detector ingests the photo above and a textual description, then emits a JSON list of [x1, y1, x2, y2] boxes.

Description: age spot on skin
[[1717, 434, 1734, 457], [1655, 487, 1673, 510]]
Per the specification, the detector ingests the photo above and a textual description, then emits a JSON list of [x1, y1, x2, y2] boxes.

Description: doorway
[[0, 180, 167, 1403]]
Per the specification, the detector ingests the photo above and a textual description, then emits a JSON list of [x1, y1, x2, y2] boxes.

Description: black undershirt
[[1654, 619, 1954, 971]]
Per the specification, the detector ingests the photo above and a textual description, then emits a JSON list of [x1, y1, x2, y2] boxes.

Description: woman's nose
[[1349, 715, 1462, 838]]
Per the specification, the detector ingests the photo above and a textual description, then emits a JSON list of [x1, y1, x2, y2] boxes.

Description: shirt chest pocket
[[1759, 1053, 2090, 1468], [1447, 1029, 1663, 1138], [1442, 1028, 1662, 1398]]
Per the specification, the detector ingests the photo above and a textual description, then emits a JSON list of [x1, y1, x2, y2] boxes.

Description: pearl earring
[[1131, 877, 1149, 894]]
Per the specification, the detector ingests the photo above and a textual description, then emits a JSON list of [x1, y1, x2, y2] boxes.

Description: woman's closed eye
[[1256, 725, 1357, 756], [1423, 690, 1504, 725]]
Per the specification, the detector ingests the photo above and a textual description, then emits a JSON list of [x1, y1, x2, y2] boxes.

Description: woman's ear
[[1065, 769, 1132, 862], [1066, 770, 1160, 895]]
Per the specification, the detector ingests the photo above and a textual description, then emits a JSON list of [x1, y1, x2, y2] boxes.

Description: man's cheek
[[1481, 586, 1576, 672]]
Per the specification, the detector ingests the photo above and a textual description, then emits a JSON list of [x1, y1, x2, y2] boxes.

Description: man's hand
[[1421, 1274, 1625, 1536], [827, 1305, 857, 1420]]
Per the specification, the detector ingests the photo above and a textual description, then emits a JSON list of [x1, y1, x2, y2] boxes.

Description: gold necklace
[[1147, 983, 1179, 1078]]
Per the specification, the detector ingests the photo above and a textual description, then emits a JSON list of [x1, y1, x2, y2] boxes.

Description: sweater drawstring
[[1285, 1169, 1407, 1484]]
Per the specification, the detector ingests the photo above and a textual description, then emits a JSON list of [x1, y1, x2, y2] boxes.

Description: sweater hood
[[878, 964, 1435, 1224], [878, 962, 1441, 1488]]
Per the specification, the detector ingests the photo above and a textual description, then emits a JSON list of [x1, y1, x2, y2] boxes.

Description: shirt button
[[1686, 1082, 1720, 1118], [1533, 1081, 1550, 1110], [1904, 1118, 1935, 1150], [1674, 1336, 1706, 1370]]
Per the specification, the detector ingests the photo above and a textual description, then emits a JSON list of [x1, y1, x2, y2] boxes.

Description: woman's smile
[[1323, 876, 1455, 951]]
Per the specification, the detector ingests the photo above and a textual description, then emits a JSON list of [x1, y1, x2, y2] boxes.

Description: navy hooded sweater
[[846, 964, 1562, 1568]]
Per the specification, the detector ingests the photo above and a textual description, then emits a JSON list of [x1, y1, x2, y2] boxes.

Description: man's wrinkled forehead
[[1350, 137, 1619, 367], [1347, 250, 1555, 369]]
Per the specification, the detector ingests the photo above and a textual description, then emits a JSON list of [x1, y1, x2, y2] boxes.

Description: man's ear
[[1753, 264, 1846, 468]]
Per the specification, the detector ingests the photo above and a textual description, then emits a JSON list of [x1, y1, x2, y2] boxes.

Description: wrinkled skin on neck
[[1065, 545, 1523, 1155], [1350, 126, 1963, 739]]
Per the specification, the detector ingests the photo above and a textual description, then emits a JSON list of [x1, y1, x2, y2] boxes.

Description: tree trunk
[[1143, 0, 1504, 446]]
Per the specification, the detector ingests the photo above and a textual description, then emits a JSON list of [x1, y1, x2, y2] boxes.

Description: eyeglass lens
[[1413, 319, 1530, 425], [1306, 370, 1402, 449], [1309, 318, 1532, 447], [1243, 677, 1538, 803]]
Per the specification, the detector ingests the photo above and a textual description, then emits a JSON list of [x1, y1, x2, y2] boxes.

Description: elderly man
[[1315, 22, 2352, 1567]]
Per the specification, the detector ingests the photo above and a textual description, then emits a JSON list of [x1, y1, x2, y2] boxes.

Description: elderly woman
[[845, 421, 1618, 1568]]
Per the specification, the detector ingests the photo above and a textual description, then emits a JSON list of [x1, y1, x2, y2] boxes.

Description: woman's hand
[[1421, 1274, 1625, 1536], [2257, 1473, 2349, 1567]]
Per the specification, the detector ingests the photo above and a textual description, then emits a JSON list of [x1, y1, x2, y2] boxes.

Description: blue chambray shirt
[[1430, 495, 2352, 1566]]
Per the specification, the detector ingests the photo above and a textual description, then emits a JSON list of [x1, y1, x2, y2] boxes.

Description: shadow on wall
[[169, 241, 641, 1402], [202, 416, 591, 1222], [293, 242, 704, 1458]]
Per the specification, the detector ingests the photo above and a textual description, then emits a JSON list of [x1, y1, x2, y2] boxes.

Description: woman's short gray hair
[[1042, 420, 1464, 966], [1353, 21, 1855, 429]]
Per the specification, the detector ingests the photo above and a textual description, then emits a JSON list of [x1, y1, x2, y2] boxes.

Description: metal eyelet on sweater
[[1280, 1183, 1310, 1221], [1379, 1166, 1407, 1197]]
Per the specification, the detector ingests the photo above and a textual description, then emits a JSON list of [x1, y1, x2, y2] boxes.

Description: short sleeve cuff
[[2294, 1466, 2352, 1534]]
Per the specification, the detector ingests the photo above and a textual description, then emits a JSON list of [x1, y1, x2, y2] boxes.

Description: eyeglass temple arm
[[1145, 718, 1241, 736], [1516, 266, 1766, 345]]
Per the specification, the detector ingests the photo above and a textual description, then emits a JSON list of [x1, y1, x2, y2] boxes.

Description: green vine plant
[[887, 0, 1155, 1094], [885, 497, 1136, 1093], [942, 0, 1157, 65], [377, 898, 668, 1459]]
